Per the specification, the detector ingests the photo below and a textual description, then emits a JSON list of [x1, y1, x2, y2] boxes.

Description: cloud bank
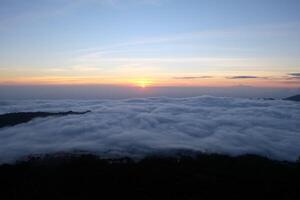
[[0, 96, 300, 163]]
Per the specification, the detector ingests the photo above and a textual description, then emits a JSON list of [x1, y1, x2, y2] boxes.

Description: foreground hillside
[[0, 154, 299, 200]]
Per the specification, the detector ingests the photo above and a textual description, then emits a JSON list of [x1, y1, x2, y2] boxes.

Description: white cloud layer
[[0, 96, 300, 163]]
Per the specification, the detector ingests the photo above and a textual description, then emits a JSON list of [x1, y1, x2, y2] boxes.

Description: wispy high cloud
[[0, 0, 164, 29], [75, 22, 300, 56]]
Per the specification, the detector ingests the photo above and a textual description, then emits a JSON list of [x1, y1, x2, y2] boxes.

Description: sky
[[0, 0, 300, 90]]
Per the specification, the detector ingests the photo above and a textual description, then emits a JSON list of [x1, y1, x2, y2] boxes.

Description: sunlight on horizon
[[130, 79, 153, 88]]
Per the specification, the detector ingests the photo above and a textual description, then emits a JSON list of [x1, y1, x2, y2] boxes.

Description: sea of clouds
[[0, 96, 300, 163]]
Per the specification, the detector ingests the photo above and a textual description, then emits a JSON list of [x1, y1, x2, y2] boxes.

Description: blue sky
[[0, 0, 300, 87]]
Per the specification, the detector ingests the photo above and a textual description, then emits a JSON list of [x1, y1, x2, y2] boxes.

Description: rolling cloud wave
[[0, 96, 300, 163]]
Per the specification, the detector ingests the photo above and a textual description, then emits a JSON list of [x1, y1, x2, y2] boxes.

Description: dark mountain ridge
[[0, 111, 90, 128], [285, 94, 300, 102]]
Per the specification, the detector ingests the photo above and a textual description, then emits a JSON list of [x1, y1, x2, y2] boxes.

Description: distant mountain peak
[[284, 94, 300, 102]]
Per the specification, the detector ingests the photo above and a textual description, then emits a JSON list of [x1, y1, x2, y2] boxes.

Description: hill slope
[[285, 94, 300, 102], [0, 111, 90, 128], [1, 154, 300, 200]]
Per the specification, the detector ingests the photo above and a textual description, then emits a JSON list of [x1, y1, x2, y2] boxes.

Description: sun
[[138, 80, 149, 88], [131, 79, 152, 88]]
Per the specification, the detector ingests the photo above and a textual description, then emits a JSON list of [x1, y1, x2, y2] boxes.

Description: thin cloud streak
[[288, 73, 300, 79], [74, 22, 300, 56], [227, 76, 259, 79]]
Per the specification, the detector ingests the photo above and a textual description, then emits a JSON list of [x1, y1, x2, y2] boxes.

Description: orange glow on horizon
[[0, 75, 299, 88]]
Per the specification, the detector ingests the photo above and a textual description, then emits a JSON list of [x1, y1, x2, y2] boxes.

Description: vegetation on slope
[[0, 153, 299, 200]]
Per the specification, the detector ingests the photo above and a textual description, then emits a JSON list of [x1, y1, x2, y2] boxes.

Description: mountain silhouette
[[284, 94, 300, 102], [0, 111, 90, 128]]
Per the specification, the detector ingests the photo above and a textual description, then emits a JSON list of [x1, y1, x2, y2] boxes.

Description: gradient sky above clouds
[[0, 0, 300, 87]]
